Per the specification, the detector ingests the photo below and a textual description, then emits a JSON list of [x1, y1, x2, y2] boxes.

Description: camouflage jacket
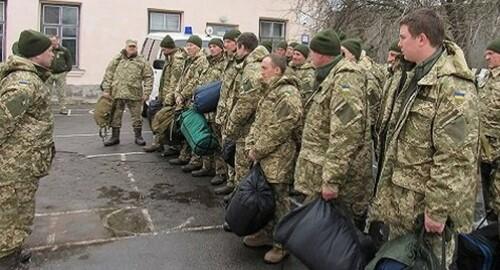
[[102, 50, 153, 101], [215, 53, 239, 128], [0, 56, 54, 180], [246, 75, 303, 184], [494, 168, 500, 214], [371, 41, 479, 233], [175, 50, 209, 101], [160, 48, 186, 106], [294, 57, 372, 198], [225, 46, 269, 142], [200, 53, 225, 85], [290, 62, 315, 103], [479, 66, 500, 162], [359, 55, 385, 127]]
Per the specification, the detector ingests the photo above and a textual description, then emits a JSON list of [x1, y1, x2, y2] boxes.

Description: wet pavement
[[27, 105, 308, 270]]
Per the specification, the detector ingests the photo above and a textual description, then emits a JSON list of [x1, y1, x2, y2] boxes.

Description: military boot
[[103, 128, 120, 147], [169, 158, 189, 166], [181, 163, 202, 173], [192, 168, 216, 177], [215, 185, 234, 195], [143, 136, 163, 152], [264, 247, 289, 264], [243, 231, 273, 248], [161, 146, 180, 157], [210, 175, 226, 186], [134, 128, 146, 146]]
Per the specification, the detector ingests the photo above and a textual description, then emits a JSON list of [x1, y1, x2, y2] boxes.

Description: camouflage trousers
[[492, 168, 500, 215], [369, 185, 456, 269], [0, 177, 39, 258], [234, 141, 252, 186], [263, 184, 291, 248], [46, 72, 68, 111], [111, 99, 143, 129]]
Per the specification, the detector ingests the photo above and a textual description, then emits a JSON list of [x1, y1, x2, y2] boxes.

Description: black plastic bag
[[147, 99, 163, 124], [275, 198, 365, 270], [225, 164, 275, 237], [222, 140, 236, 167]]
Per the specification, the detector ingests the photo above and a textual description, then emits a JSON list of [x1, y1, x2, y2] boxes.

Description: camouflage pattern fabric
[[294, 57, 373, 218], [0, 55, 54, 258]]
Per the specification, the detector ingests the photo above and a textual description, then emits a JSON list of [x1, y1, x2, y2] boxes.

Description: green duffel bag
[[178, 108, 219, 156]]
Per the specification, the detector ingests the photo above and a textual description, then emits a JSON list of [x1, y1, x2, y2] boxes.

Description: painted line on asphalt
[[46, 216, 58, 245], [85, 152, 146, 159], [121, 154, 156, 233], [172, 217, 195, 231], [28, 224, 224, 252], [35, 206, 139, 217], [55, 131, 152, 139]]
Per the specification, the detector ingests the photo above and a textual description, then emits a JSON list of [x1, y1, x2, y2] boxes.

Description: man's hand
[[248, 149, 257, 162], [424, 211, 445, 234], [321, 184, 339, 201], [176, 96, 184, 106], [102, 92, 111, 99], [142, 95, 149, 103]]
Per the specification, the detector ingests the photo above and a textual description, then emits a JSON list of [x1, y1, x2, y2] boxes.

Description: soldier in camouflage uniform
[[341, 38, 385, 135], [243, 55, 303, 264], [223, 33, 269, 187], [294, 30, 373, 230], [368, 10, 479, 268], [480, 38, 500, 220], [273, 41, 287, 58], [190, 38, 226, 177], [45, 35, 72, 115], [0, 30, 55, 269], [143, 35, 186, 154], [213, 30, 242, 194], [289, 44, 315, 103], [169, 35, 209, 166], [101, 39, 153, 147]]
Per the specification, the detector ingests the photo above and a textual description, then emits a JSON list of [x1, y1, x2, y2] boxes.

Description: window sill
[[67, 69, 86, 77]]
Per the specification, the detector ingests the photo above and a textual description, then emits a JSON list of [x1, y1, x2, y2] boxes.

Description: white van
[[140, 31, 218, 112]]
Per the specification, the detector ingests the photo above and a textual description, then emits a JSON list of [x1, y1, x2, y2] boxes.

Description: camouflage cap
[[209, 38, 223, 49], [294, 44, 310, 58], [126, 39, 138, 47], [289, 42, 299, 49], [12, 41, 19, 56], [223, 29, 241, 42], [261, 41, 273, 53], [276, 41, 288, 50], [341, 38, 362, 60], [310, 29, 340, 56]]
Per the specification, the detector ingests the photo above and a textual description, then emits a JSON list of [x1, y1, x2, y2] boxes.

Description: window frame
[[147, 9, 183, 33], [206, 22, 239, 37], [40, 3, 80, 68], [259, 18, 287, 43]]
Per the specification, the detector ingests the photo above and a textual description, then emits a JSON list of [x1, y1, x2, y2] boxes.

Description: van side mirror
[[153, 59, 165, 70]]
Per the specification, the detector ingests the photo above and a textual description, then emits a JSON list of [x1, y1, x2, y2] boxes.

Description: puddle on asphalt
[[103, 208, 153, 236], [148, 183, 219, 208]]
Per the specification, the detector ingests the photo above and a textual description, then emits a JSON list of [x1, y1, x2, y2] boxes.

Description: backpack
[[93, 96, 115, 139]]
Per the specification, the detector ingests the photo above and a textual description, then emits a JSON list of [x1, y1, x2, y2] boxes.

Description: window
[[259, 19, 286, 43], [41, 4, 80, 67], [0, 1, 5, 62], [206, 23, 238, 37], [148, 11, 181, 33]]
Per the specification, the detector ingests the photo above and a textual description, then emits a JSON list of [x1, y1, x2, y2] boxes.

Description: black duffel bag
[[275, 198, 365, 270], [456, 221, 499, 270], [225, 164, 275, 237], [147, 99, 163, 124]]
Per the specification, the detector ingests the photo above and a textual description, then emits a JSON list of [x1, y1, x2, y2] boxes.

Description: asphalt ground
[[26, 105, 308, 270]]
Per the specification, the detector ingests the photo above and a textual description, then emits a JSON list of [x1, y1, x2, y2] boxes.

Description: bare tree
[[291, 0, 500, 67]]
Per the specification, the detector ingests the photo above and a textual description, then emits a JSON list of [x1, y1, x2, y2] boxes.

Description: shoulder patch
[[454, 90, 465, 101], [19, 80, 29, 85]]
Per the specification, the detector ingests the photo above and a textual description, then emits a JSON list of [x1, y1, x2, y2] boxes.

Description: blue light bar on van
[[184, 26, 193, 35]]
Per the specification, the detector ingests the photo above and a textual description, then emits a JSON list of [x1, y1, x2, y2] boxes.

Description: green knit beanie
[[209, 38, 223, 49], [289, 42, 299, 49], [486, 38, 500, 54], [187, 35, 202, 48], [223, 29, 241, 42], [276, 41, 288, 50], [341, 38, 362, 60], [161, 35, 176, 49], [12, 41, 19, 56], [261, 41, 273, 53], [294, 44, 310, 58], [310, 29, 340, 56], [389, 40, 401, 53], [18, 30, 51, 58]]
